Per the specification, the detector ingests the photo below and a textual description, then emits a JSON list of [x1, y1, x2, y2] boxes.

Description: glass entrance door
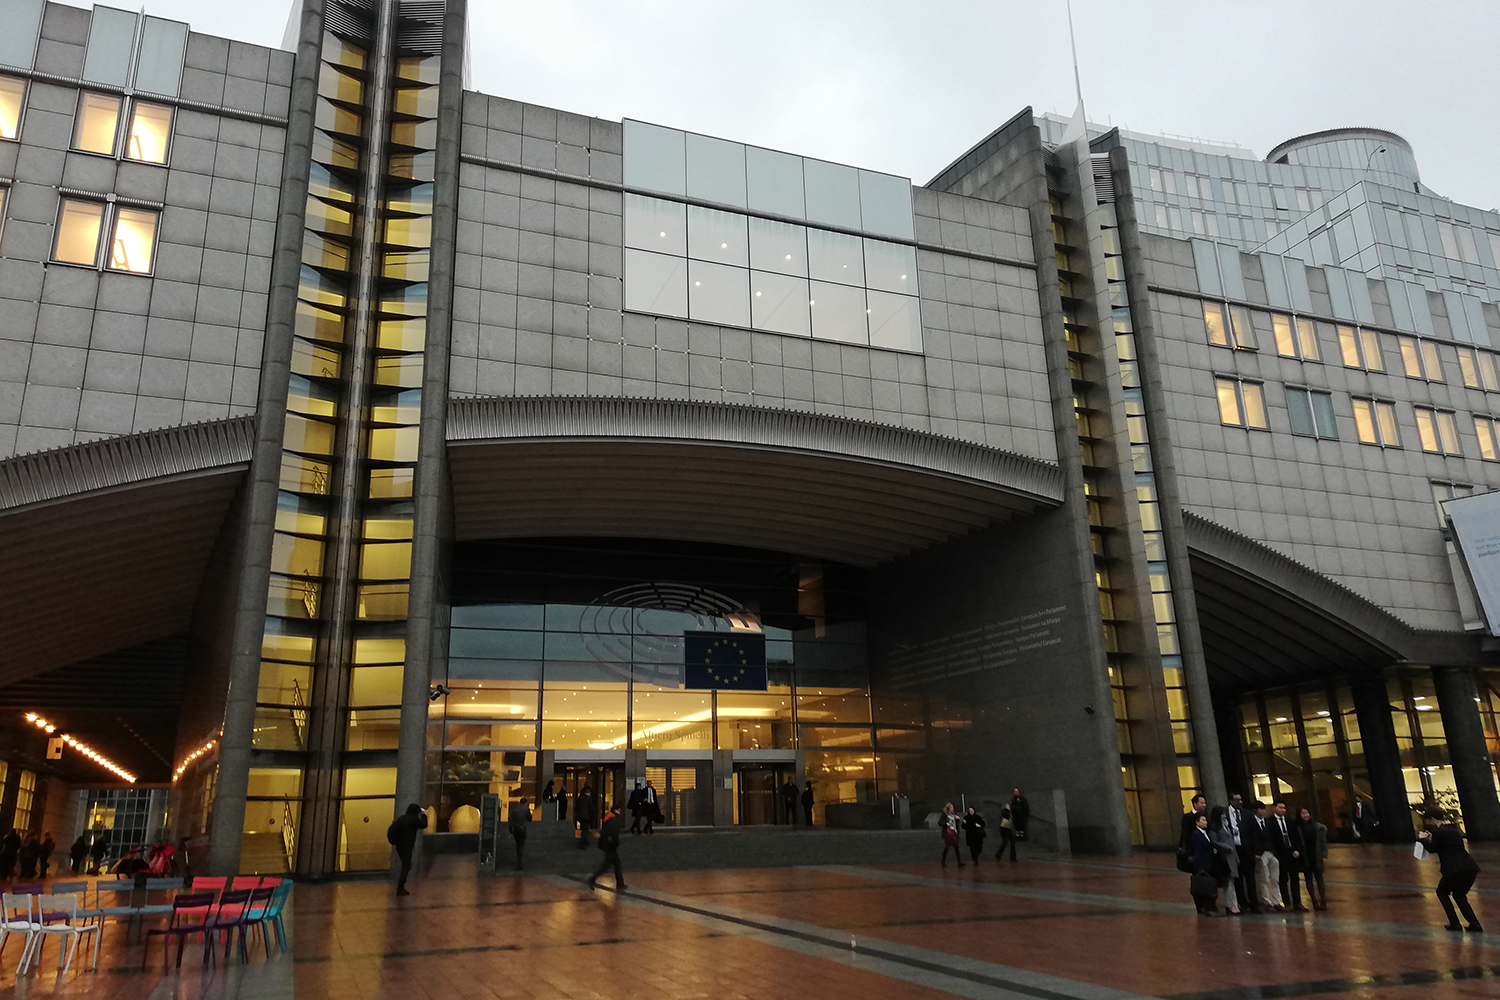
[[553, 764, 624, 826], [734, 763, 794, 825]]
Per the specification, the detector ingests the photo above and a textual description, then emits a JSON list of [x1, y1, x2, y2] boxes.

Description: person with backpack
[[387, 803, 428, 896], [587, 803, 627, 891]]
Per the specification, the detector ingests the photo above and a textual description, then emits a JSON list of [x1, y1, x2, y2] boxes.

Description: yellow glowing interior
[[109, 207, 158, 273], [0, 76, 23, 140], [54, 199, 104, 265], [126, 102, 172, 163], [74, 92, 121, 155]]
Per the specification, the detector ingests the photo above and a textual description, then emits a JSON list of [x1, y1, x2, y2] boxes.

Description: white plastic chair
[[30, 893, 98, 975], [1, 893, 41, 973]]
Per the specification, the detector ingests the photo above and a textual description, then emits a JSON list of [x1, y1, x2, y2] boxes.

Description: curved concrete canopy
[[447, 396, 1064, 567], [0, 418, 253, 688]]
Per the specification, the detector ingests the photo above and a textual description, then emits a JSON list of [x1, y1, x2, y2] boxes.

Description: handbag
[[1190, 871, 1218, 897], [943, 828, 958, 847], [1175, 847, 1194, 873]]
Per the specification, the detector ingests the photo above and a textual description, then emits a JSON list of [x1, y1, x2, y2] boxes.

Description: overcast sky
[[121, 1, 1500, 210]]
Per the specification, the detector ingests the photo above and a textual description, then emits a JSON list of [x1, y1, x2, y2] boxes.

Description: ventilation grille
[[324, 0, 376, 42], [1090, 155, 1115, 203], [397, 0, 446, 55]]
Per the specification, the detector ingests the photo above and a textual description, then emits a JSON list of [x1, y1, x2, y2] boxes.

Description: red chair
[[145, 892, 217, 970], [229, 877, 260, 891], [190, 876, 226, 897]]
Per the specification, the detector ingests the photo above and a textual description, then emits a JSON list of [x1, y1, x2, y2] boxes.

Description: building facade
[[2, 0, 1498, 875]]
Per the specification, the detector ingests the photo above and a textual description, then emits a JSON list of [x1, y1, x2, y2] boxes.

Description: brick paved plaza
[[4, 842, 1497, 1000]]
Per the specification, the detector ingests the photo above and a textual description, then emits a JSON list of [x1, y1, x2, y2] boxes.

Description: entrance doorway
[[552, 764, 624, 826], [734, 763, 796, 825], [643, 764, 713, 827]]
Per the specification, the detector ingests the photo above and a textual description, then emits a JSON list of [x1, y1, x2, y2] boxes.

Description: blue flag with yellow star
[[683, 630, 767, 690]]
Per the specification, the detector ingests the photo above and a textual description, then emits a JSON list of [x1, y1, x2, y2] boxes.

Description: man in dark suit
[[575, 784, 595, 850], [1179, 794, 1208, 844], [1224, 793, 1259, 913], [1270, 801, 1307, 911], [781, 778, 799, 824]]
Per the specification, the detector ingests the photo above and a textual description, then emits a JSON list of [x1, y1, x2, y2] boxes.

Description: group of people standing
[[939, 789, 1029, 867], [1182, 794, 1327, 916], [0, 828, 54, 879]]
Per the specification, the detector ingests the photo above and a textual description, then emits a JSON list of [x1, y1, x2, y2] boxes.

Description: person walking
[[1417, 809, 1483, 932], [89, 825, 111, 873], [68, 833, 88, 875], [387, 802, 428, 896], [801, 781, 815, 826], [995, 805, 1018, 861], [1270, 802, 1307, 912], [587, 803, 627, 891], [556, 785, 569, 822], [1226, 793, 1259, 913], [1208, 806, 1240, 915], [962, 807, 987, 864], [940, 802, 964, 867], [1188, 813, 1220, 916], [1250, 801, 1280, 911], [781, 778, 799, 825], [641, 780, 661, 834], [627, 779, 646, 835], [1010, 789, 1030, 840], [576, 784, 595, 850], [39, 832, 54, 879], [1296, 807, 1328, 910], [508, 797, 532, 870]]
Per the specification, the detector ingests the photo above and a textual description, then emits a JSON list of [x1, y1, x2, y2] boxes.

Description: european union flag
[[683, 630, 767, 690]]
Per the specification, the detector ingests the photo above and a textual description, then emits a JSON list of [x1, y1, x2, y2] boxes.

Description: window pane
[[135, 16, 189, 97], [1203, 303, 1228, 346], [0, 76, 22, 140], [1296, 318, 1320, 360], [750, 270, 810, 337], [1271, 314, 1296, 357], [866, 289, 922, 352], [1421, 341, 1444, 382], [1310, 392, 1338, 440], [74, 91, 121, 154], [1361, 329, 1385, 371], [624, 248, 687, 317], [1415, 409, 1439, 452], [82, 6, 137, 86], [54, 198, 105, 265], [1437, 411, 1460, 454], [809, 280, 867, 344], [1215, 379, 1241, 425], [685, 131, 746, 208], [745, 145, 804, 218], [687, 258, 750, 327], [1376, 402, 1400, 446], [1459, 349, 1481, 388], [807, 228, 864, 286], [1480, 352, 1499, 391], [687, 205, 748, 266], [1352, 399, 1377, 444], [1229, 307, 1256, 349], [1337, 325, 1361, 367], [1242, 382, 1268, 428], [863, 238, 917, 296], [125, 101, 172, 163], [748, 217, 807, 276], [1476, 418, 1497, 461], [857, 169, 914, 240], [803, 158, 861, 230], [1286, 388, 1315, 436], [623, 120, 685, 196], [624, 194, 686, 256]]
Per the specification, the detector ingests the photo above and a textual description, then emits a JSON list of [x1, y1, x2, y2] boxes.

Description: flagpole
[[1065, 0, 1085, 118]]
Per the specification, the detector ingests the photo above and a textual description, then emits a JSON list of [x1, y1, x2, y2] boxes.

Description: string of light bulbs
[[24, 714, 136, 783], [173, 739, 217, 782]]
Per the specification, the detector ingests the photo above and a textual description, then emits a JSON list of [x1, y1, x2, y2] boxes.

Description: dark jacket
[[627, 786, 645, 815], [1246, 814, 1273, 854], [1298, 820, 1328, 872], [962, 813, 987, 841], [1188, 827, 1217, 874], [1268, 813, 1304, 866], [801, 786, 814, 808], [1179, 809, 1207, 845], [387, 806, 428, 854], [598, 810, 622, 852], [1425, 824, 1480, 877], [576, 788, 596, 825], [1010, 795, 1030, 829], [507, 802, 531, 830]]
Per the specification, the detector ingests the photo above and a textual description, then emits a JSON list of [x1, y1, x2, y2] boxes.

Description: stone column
[[1351, 674, 1414, 842], [1433, 665, 1500, 839]]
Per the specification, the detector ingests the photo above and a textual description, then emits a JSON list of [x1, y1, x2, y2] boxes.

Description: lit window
[[1474, 416, 1499, 461], [1203, 302, 1228, 347], [1414, 406, 1461, 455], [0, 75, 23, 140], [1351, 397, 1400, 447], [74, 92, 122, 155], [13, 771, 35, 831], [1286, 387, 1338, 440], [108, 207, 159, 273], [1295, 318, 1321, 361], [1272, 314, 1297, 357], [125, 101, 172, 164], [1337, 324, 1384, 371], [1459, 348, 1500, 391], [1215, 376, 1267, 429], [53, 198, 106, 265], [1227, 307, 1258, 350]]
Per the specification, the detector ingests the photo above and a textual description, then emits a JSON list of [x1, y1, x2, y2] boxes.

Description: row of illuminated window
[[0, 76, 174, 165], [624, 119, 914, 240], [1203, 301, 1500, 389], [1216, 374, 1500, 457], [51, 197, 159, 274]]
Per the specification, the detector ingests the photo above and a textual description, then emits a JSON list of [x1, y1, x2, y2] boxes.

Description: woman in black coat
[[962, 807, 987, 863], [1188, 813, 1220, 916], [1417, 809, 1483, 932]]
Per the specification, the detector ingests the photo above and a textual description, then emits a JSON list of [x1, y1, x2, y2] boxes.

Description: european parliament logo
[[683, 630, 767, 690]]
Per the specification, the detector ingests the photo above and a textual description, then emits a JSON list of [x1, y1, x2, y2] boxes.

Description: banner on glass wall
[[683, 630, 767, 690], [1445, 490, 1500, 635]]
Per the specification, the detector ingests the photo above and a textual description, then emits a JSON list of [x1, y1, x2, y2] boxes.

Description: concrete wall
[[1143, 234, 1500, 630], [0, 4, 290, 458], [448, 92, 1057, 463]]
